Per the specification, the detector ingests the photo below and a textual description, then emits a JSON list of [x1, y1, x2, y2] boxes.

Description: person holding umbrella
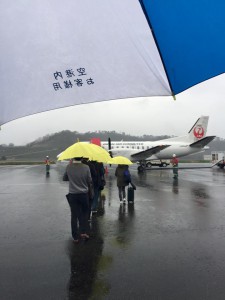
[[63, 157, 93, 242], [59, 142, 110, 241], [107, 156, 136, 203], [81, 158, 97, 219], [115, 164, 131, 203]]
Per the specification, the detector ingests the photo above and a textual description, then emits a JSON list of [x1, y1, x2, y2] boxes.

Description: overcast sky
[[1, 1, 224, 146], [0, 73, 224, 146]]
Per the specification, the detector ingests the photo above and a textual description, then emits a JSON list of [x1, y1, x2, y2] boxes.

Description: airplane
[[93, 116, 216, 172]]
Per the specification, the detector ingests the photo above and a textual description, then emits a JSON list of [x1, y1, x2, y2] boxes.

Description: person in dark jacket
[[92, 162, 106, 212], [115, 164, 130, 203], [63, 157, 93, 242], [82, 158, 98, 218]]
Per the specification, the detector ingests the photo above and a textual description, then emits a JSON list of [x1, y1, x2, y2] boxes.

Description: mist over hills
[[0, 130, 224, 162]]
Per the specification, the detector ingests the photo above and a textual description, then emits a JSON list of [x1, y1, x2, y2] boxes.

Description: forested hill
[[27, 130, 172, 148], [0, 130, 172, 162], [0, 130, 224, 162]]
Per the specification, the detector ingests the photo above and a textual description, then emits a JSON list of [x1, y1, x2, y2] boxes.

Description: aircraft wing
[[189, 136, 216, 148], [131, 145, 170, 161]]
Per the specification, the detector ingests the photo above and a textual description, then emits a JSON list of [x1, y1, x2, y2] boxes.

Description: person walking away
[[171, 154, 179, 179], [45, 156, 50, 174], [81, 158, 98, 219], [63, 157, 93, 242], [115, 164, 130, 203], [94, 162, 106, 210], [89, 161, 105, 213]]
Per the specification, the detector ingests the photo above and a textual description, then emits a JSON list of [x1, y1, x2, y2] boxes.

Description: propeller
[[108, 137, 113, 158]]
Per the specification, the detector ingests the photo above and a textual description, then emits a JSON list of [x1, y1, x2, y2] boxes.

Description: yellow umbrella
[[57, 142, 111, 162], [107, 156, 133, 165], [88, 143, 111, 162]]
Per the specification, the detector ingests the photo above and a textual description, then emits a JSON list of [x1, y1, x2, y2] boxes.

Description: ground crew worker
[[171, 154, 179, 179], [45, 156, 50, 174]]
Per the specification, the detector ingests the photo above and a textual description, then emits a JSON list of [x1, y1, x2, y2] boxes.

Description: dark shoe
[[72, 238, 79, 243]]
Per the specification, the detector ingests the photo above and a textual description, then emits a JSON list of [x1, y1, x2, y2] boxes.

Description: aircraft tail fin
[[187, 116, 209, 143], [166, 116, 210, 143]]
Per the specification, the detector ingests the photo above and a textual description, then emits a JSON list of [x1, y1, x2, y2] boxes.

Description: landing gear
[[138, 165, 144, 172], [146, 162, 152, 168], [137, 161, 147, 173]]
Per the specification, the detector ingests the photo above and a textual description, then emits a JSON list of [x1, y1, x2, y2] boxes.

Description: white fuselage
[[57, 116, 213, 163], [101, 140, 204, 161]]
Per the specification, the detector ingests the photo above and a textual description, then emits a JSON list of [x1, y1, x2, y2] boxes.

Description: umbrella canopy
[[1, 0, 225, 125], [58, 142, 111, 162], [107, 156, 133, 165]]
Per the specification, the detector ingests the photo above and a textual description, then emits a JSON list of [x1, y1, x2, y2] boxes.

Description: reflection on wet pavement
[[66, 208, 111, 300], [0, 164, 225, 299]]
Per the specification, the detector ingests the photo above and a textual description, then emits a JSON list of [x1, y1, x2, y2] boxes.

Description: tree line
[[0, 130, 224, 161]]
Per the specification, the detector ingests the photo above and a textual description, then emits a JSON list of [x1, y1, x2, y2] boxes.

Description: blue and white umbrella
[[1, 0, 225, 125]]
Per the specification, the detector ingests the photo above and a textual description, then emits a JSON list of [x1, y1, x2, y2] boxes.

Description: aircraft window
[[122, 146, 124, 148], [142, 146, 144, 149], [137, 146, 139, 149], [127, 146, 129, 148], [132, 146, 134, 149]]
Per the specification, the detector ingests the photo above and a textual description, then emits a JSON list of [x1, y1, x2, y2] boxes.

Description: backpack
[[123, 169, 131, 184]]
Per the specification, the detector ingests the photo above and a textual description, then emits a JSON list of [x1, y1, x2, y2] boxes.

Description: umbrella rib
[[138, 0, 175, 97]]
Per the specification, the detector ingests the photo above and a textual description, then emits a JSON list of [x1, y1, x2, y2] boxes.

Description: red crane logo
[[193, 126, 204, 139]]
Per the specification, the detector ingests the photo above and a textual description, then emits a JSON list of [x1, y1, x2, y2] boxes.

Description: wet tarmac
[[0, 163, 225, 300]]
